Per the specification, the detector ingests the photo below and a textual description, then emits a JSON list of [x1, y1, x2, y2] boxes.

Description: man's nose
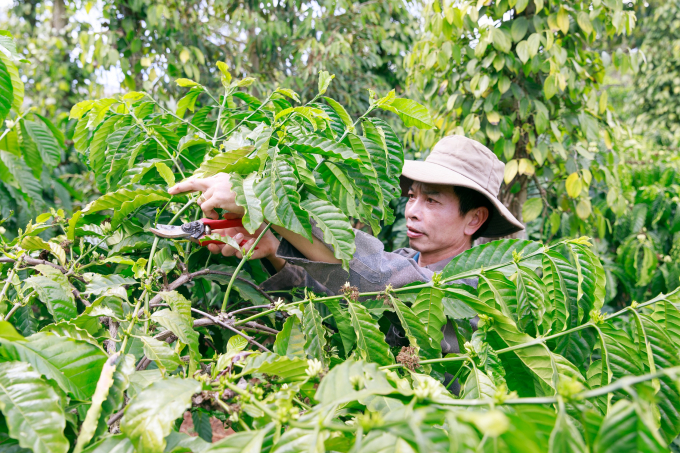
[[405, 198, 422, 219]]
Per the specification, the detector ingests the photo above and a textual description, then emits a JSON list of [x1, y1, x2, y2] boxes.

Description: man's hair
[[451, 185, 493, 241]]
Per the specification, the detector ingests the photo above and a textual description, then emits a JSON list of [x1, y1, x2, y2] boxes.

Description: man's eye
[[427, 198, 435, 203]]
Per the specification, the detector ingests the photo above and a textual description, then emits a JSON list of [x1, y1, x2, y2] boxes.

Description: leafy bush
[[2, 35, 680, 453]]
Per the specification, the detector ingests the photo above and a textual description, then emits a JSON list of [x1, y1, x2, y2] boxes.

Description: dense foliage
[[1, 27, 680, 451], [406, 0, 639, 229]]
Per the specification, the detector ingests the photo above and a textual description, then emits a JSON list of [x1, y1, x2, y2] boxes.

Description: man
[[168, 135, 523, 292], [168, 136, 524, 383]]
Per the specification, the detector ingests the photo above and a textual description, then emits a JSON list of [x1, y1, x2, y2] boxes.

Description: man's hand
[[206, 223, 286, 271], [168, 174, 245, 219]]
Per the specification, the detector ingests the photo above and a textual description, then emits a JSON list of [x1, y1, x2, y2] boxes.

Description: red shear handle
[[201, 217, 244, 229]]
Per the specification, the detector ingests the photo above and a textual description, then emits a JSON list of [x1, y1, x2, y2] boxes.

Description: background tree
[[405, 0, 639, 238]]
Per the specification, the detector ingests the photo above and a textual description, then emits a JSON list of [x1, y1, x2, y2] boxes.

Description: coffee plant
[[1, 34, 680, 453]]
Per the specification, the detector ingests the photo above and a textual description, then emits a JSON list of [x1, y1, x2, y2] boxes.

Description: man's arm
[[168, 174, 341, 265]]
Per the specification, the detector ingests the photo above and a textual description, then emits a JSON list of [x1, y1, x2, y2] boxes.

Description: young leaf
[[120, 377, 201, 453], [0, 361, 70, 453], [378, 98, 434, 129], [195, 146, 258, 178]]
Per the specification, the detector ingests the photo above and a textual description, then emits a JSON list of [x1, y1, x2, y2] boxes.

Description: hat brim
[[400, 160, 524, 238]]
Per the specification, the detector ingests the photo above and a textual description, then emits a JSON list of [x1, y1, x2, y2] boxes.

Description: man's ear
[[463, 207, 490, 236]]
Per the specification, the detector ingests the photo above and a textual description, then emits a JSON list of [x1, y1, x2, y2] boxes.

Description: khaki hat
[[400, 135, 524, 238]]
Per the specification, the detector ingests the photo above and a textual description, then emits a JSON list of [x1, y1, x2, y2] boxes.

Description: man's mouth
[[406, 226, 425, 239]]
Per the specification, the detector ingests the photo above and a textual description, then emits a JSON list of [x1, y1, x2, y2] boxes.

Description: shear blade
[[149, 224, 190, 239]]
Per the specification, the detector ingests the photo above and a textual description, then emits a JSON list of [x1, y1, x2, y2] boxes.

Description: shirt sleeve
[[260, 261, 332, 296], [274, 223, 435, 294]]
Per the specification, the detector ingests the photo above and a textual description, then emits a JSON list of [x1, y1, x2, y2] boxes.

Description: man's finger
[[199, 194, 223, 219], [221, 245, 238, 257], [168, 177, 208, 195]]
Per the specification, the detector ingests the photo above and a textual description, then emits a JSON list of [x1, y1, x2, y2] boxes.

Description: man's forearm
[[270, 225, 342, 264]]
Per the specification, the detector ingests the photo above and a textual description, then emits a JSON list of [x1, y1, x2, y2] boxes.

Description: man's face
[[405, 182, 484, 256]]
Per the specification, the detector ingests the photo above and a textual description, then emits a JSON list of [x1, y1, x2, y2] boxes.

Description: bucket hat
[[400, 135, 524, 238]]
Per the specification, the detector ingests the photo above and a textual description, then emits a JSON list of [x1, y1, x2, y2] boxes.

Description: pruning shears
[[149, 217, 256, 248]]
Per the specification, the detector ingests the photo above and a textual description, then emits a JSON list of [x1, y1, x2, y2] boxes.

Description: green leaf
[[346, 301, 394, 366], [88, 115, 118, 176], [231, 173, 264, 234], [127, 160, 175, 186], [302, 302, 328, 367], [25, 265, 76, 322], [443, 287, 559, 392], [0, 332, 108, 400], [0, 51, 22, 111], [321, 298, 355, 357], [442, 239, 542, 280], [86, 187, 170, 228], [159, 290, 192, 320], [176, 88, 203, 118], [522, 198, 543, 222], [69, 100, 95, 120], [300, 194, 355, 268], [120, 377, 201, 453], [515, 265, 548, 332], [411, 288, 446, 356], [0, 361, 69, 453], [593, 400, 666, 453], [241, 352, 309, 380], [23, 120, 61, 168], [202, 428, 266, 453], [139, 336, 182, 375], [150, 309, 199, 357], [287, 135, 359, 162], [195, 146, 259, 178], [94, 353, 135, 440], [378, 98, 434, 129], [1, 150, 43, 202], [491, 27, 513, 53], [390, 297, 440, 361], [478, 271, 517, 322], [323, 97, 353, 130], [73, 353, 127, 453], [568, 243, 606, 323], [0, 56, 13, 122], [542, 251, 578, 332], [461, 363, 496, 400], [511, 17, 529, 42], [273, 317, 306, 359], [548, 403, 586, 453], [271, 157, 313, 241], [318, 70, 334, 95]]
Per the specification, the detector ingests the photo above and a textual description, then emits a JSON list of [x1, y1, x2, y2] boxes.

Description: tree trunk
[[475, 175, 528, 246], [51, 0, 67, 31]]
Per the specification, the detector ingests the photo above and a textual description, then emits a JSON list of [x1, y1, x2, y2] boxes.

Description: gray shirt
[[260, 224, 477, 357], [262, 224, 472, 295]]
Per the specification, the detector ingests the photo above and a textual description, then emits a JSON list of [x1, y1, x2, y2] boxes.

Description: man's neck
[[417, 239, 472, 267]]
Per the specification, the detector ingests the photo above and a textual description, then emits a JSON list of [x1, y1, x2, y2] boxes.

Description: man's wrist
[[266, 255, 286, 272]]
